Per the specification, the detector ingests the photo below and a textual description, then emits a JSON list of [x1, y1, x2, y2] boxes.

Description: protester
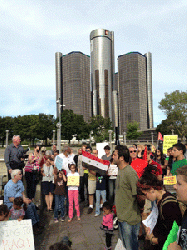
[[25, 145, 42, 200], [137, 145, 145, 159], [168, 165, 187, 250], [76, 148, 86, 202], [54, 170, 67, 223], [10, 197, 27, 221], [137, 167, 182, 249], [4, 169, 42, 234], [95, 170, 107, 217], [102, 145, 112, 161], [41, 158, 54, 212], [51, 145, 57, 156], [170, 143, 187, 176], [4, 135, 27, 180], [107, 152, 117, 205], [100, 201, 113, 250], [185, 144, 187, 160], [67, 164, 80, 222], [81, 145, 89, 205], [113, 145, 141, 250], [0, 204, 10, 221], [153, 148, 167, 176]]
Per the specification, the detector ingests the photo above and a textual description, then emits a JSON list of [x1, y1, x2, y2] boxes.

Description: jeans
[[54, 194, 65, 219], [25, 202, 39, 226], [25, 172, 37, 200], [108, 179, 116, 205], [95, 190, 106, 215], [68, 190, 80, 219], [118, 221, 140, 250]]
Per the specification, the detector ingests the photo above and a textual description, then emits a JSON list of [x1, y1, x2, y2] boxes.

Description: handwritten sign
[[108, 165, 118, 176], [0, 219, 34, 250], [163, 135, 178, 155], [142, 201, 158, 234], [163, 176, 177, 185], [67, 176, 79, 186], [55, 155, 63, 171]]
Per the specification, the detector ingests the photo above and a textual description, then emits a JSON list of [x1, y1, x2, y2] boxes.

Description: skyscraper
[[90, 29, 115, 122], [55, 51, 91, 122], [118, 52, 153, 133]]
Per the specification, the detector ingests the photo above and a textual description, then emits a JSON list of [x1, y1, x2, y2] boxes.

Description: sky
[[1, 0, 187, 128]]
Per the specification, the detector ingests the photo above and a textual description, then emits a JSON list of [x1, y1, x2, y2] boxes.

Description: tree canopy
[[158, 90, 187, 138], [126, 121, 142, 140]]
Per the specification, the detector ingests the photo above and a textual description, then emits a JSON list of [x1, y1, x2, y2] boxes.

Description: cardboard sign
[[67, 176, 79, 186], [0, 219, 34, 250], [142, 201, 158, 234], [163, 135, 178, 155], [108, 165, 118, 176], [55, 155, 63, 170], [163, 176, 177, 185]]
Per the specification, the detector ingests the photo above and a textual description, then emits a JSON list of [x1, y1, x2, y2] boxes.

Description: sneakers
[[94, 213, 100, 217], [54, 219, 59, 223], [87, 207, 93, 214], [61, 217, 65, 222]]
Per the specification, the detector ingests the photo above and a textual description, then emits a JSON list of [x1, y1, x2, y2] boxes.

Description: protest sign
[[142, 201, 158, 234], [108, 165, 118, 176], [67, 176, 80, 186], [0, 219, 34, 250], [163, 176, 177, 185], [55, 155, 63, 170], [163, 135, 178, 155]]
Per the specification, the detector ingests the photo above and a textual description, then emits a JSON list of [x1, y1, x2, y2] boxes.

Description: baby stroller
[[112, 205, 118, 230]]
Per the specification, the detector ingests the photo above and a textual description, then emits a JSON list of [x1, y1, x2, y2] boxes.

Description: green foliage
[[126, 121, 142, 140], [158, 90, 187, 138], [88, 115, 113, 143]]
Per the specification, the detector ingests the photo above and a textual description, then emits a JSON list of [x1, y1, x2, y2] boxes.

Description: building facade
[[118, 52, 153, 133], [90, 29, 115, 123], [55, 51, 91, 122]]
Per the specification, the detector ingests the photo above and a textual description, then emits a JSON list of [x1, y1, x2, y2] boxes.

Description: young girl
[[100, 201, 113, 250], [10, 197, 27, 221], [0, 204, 10, 221], [67, 164, 80, 222]]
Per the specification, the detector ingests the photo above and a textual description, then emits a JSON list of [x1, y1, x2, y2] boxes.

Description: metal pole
[[123, 132, 126, 145], [108, 130, 113, 150], [5, 130, 9, 148], [53, 130, 55, 146], [151, 132, 153, 145]]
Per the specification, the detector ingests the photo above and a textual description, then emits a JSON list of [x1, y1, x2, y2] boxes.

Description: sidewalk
[[35, 202, 119, 250]]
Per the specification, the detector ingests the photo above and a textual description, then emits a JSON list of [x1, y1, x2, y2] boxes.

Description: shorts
[[88, 180, 96, 195], [42, 181, 54, 195]]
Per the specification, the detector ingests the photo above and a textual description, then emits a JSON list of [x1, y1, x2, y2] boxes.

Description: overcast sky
[[1, 0, 186, 128]]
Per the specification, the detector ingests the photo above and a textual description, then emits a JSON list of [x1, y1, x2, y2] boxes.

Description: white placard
[[96, 143, 109, 159], [108, 165, 118, 176], [0, 219, 34, 250], [142, 201, 158, 234]]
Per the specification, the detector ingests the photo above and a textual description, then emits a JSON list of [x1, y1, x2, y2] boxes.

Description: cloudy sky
[[1, 0, 186, 127]]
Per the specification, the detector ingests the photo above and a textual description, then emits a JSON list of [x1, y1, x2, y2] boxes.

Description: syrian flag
[[158, 132, 163, 141], [82, 151, 110, 175]]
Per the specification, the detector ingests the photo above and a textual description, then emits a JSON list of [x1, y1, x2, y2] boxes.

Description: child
[[95, 172, 107, 216], [100, 201, 113, 250], [67, 164, 80, 222], [54, 170, 67, 223], [0, 204, 10, 221], [10, 197, 27, 221]]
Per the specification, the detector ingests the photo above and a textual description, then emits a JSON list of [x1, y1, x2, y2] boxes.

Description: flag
[[158, 132, 163, 141], [131, 158, 148, 178], [82, 151, 110, 175], [142, 146, 147, 162]]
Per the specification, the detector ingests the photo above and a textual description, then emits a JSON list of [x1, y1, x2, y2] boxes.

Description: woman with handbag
[[24, 145, 42, 201]]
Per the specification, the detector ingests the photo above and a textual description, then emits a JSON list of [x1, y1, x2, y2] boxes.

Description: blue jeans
[[108, 179, 116, 205], [54, 194, 65, 219], [95, 190, 106, 215], [118, 221, 140, 250], [25, 202, 39, 226]]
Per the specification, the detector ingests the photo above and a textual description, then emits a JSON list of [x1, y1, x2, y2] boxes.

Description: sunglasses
[[130, 150, 137, 153]]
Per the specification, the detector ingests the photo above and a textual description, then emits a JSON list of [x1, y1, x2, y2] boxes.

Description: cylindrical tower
[[145, 52, 153, 128], [55, 52, 63, 118], [90, 29, 114, 122]]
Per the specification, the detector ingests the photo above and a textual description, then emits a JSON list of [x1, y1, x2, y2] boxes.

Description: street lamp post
[[56, 99, 65, 154], [108, 130, 113, 150], [52, 130, 55, 146], [123, 132, 126, 145], [171, 129, 174, 135], [5, 130, 9, 148], [151, 132, 154, 145]]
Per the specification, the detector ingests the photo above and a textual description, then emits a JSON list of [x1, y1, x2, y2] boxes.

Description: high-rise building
[[90, 29, 115, 122], [118, 51, 153, 133], [55, 51, 91, 122]]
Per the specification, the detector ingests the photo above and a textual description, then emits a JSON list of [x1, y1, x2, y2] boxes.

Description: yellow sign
[[163, 175, 177, 185], [163, 135, 178, 155], [67, 176, 80, 186]]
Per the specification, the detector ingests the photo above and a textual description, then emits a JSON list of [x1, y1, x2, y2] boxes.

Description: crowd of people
[[1, 134, 187, 250]]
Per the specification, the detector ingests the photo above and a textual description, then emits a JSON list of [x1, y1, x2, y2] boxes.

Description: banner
[[163, 135, 178, 155], [0, 219, 34, 250]]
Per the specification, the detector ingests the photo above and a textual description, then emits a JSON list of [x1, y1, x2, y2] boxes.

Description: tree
[[126, 121, 142, 140], [88, 115, 113, 143], [158, 90, 187, 138], [0, 116, 14, 147]]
